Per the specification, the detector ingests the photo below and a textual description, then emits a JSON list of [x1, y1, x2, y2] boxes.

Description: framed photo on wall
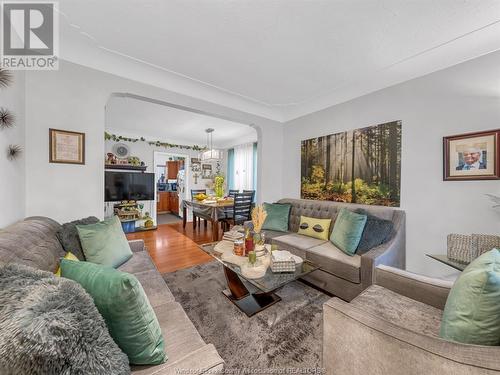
[[443, 129, 500, 180], [49, 128, 85, 165]]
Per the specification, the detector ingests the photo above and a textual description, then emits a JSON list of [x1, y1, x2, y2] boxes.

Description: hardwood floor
[[126, 221, 217, 274]]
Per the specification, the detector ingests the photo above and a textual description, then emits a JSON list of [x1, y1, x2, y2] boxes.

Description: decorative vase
[[214, 175, 224, 198], [253, 231, 266, 251]]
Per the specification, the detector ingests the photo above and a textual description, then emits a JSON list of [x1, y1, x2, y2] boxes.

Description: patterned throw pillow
[[297, 216, 331, 241]]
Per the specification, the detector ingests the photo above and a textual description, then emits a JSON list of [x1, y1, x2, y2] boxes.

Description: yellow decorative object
[[251, 205, 268, 234], [194, 193, 208, 201], [55, 252, 79, 276], [297, 216, 332, 241]]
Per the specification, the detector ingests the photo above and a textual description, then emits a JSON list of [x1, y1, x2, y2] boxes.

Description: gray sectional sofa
[[0, 216, 224, 374], [324, 265, 500, 374], [268, 199, 406, 301]]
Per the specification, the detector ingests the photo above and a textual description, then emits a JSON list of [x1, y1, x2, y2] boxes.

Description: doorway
[[154, 151, 187, 225]]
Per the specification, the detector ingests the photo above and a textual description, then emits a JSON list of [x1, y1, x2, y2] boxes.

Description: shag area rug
[[163, 261, 329, 370]]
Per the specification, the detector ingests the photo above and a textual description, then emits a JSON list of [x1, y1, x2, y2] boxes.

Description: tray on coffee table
[[199, 241, 319, 316]]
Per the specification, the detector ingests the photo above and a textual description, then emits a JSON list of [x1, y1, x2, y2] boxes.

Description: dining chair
[[220, 191, 254, 231], [190, 189, 208, 229], [243, 189, 255, 202]]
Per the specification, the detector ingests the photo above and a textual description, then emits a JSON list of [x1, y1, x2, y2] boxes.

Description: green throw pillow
[[297, 216, 331, 241], [60, 259, 167, 365], [330, 208, 367, 255], [440, 249, 500, 345], [77, 215, 132, 268], [262, 203, 291, 232]]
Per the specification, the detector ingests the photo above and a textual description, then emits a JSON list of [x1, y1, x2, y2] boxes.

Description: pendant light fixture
[[200, 128, 222, 161]]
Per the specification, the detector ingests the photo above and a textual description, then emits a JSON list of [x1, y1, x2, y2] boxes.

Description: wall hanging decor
[[49, 128, 85, 165], [7, 144, 22, 160], [443, 129, 500, 181], [301, 120, 402, 207], [104, 131, 205, 151], [0, 108, 14, 129], [0, 69, 12, 88]]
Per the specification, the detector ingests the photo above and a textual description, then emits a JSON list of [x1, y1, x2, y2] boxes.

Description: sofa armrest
[[128, 239, 145, 253], [375, 265, 453, 310], [323, 297, 500, 374], [360, 211, 406, 288]]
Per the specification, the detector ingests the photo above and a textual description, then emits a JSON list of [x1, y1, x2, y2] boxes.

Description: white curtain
[[234, 143, 254, 191]]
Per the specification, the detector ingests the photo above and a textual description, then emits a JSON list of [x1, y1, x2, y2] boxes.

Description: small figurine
[[106, 152, 117, 165]]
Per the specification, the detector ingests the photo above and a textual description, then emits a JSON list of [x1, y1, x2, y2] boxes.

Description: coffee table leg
[[222, 265, 281, 317], [223, 265, 249, 299]]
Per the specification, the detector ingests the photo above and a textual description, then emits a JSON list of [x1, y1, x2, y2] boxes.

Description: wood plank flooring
[[126, 221, 216, 274]]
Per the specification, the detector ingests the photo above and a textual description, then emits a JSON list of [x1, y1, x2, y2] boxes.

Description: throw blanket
[[0, 263, 130, 375]]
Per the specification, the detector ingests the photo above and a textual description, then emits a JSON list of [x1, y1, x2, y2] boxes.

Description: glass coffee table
[[199, 242, 319, 317]]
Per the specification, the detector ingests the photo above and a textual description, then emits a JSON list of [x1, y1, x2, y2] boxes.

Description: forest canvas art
[[301, 121, 402, 207]]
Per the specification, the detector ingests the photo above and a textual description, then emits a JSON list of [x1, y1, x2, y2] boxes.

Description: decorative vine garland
[[104, 131, 207, 151]]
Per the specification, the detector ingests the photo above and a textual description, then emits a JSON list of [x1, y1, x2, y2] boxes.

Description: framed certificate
[[49, 128, 85, 165]]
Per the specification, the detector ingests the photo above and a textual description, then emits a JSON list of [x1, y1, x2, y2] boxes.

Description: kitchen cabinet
[[167, 161, 179, 180], [157, 192, 170, 213], [157, 191, 179, 214], [170, 194, 179, 214]]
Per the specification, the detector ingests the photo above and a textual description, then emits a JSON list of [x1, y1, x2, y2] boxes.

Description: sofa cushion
[[440, 249, 500, 345], [262, 202, 291, 232], [273, 233, 327, 252], [77, 216, 132, 268], [0, 217, 65, 273], [307, 242, 361, 283], [134, 269, 176, 307], [355, 209, 394, 254], [351, 285, 442, 337], [0, 263, 130, 375], [61, 260, 167, 365], [330, 208, 367, 255], [56, 216, 100, 260], [118, 250, 157, 274], [54, 251, 79, 276], [297, 216, 332, 241]]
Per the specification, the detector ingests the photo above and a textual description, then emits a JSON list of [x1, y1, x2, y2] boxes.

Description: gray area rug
[[163, 261, 329, 370]]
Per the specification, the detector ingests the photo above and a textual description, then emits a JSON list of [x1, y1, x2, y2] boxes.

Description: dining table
[[182, 198, 235, 241]]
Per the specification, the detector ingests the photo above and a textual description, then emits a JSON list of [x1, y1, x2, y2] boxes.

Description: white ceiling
[[105, 96, 257, 149], [59, 0, 500, 122]]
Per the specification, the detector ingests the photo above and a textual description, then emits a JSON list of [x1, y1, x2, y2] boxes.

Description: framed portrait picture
[[49, 129, 85, 165], [443, 129, 500, 180]]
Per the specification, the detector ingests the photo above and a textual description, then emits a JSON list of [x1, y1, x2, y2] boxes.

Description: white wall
[[24, 61, 283, 223], [0, 71, 25, 227], [283, 51, 500, 278]]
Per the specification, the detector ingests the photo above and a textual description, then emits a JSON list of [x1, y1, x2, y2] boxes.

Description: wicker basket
[[447, 234, 475, 263], [473, 234, 500, 256], [270, 251, 296, 273]]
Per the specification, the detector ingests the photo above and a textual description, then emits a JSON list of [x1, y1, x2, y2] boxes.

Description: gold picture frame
[[49, 128, 85, 165]]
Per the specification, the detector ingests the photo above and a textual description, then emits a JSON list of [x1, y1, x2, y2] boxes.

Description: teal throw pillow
[[77, 215, 132, 268], [262, 203, 291, 232], [440, 248, 500, 345], [330, 208, 367, 255], [61, 259, 167, 365]]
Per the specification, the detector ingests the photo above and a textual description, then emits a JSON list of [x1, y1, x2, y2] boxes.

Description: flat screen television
[[105, 171, 155, 202]]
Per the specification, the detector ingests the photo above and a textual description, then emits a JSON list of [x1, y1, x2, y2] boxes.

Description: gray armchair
[[323, 265, 500, 374]]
